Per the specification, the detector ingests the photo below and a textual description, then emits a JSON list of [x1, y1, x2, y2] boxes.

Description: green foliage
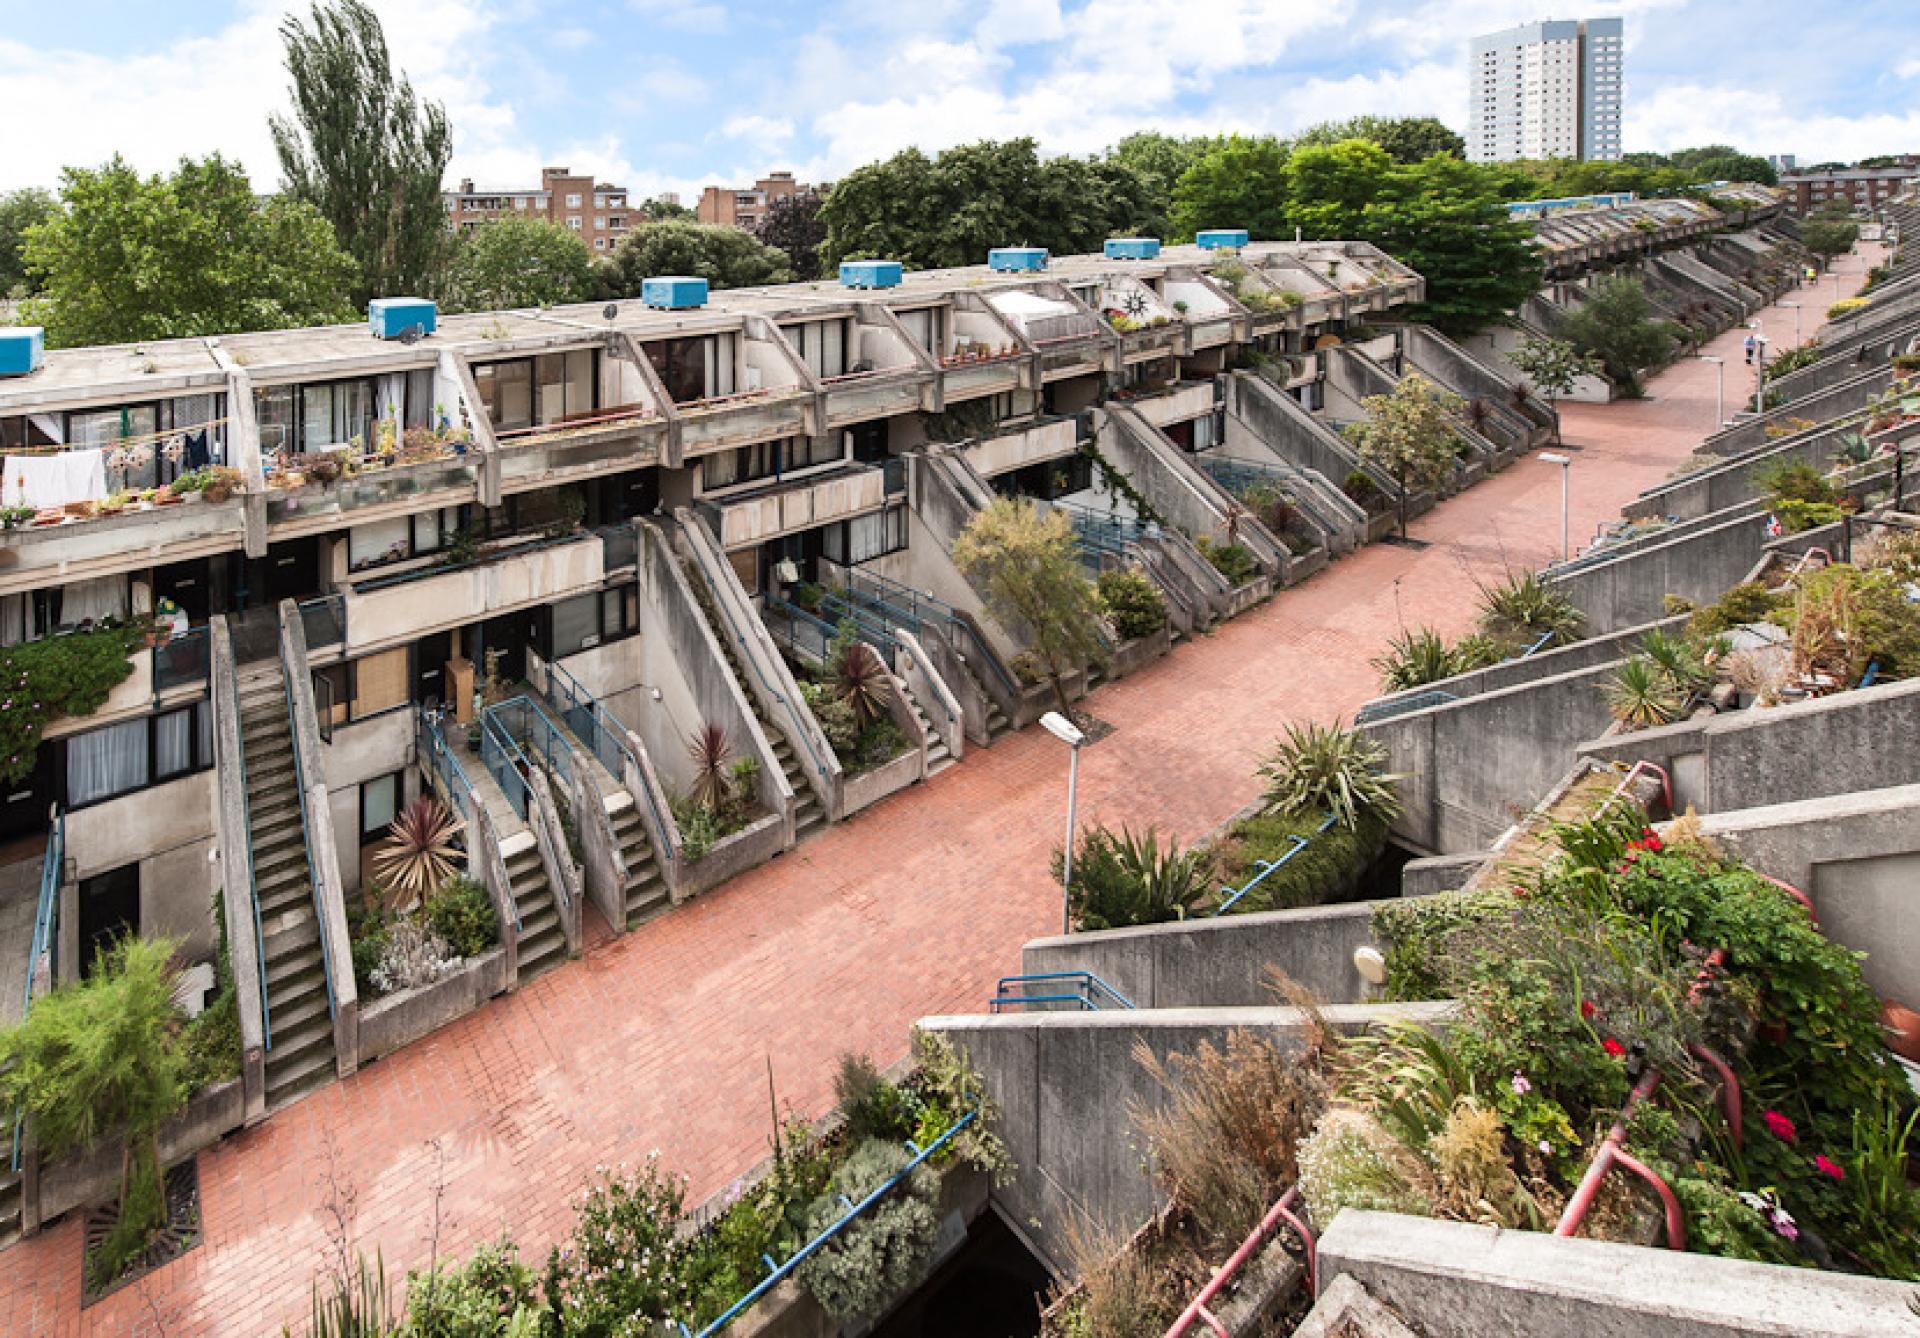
[[1290, 116, 1466, 163], [1360, 153, 1543, 336], [1779, 562, 1920, 681], [423, 874, 497, 959], [1475, 570, 1584, 646], [604, 220, 791, 293], [1554, 275, 1680, 397], [184, 891, 242, 1091], [1372, 626, 1459, 691], [1604, 655, 1686, 728], [1755, 457, 1837, 507], [1195, 536, 1259, 586], [795, 1138, 940, 1321], [548, 1156, 695, 1331], [1097, 566, 1167, 641], [1772, 498, 1845, 533], [1169, 135, 1293, 241], [0, 620, 144, 785], [0, 937, 190, 1286], [300, 1250, 398, 1338], [1764, 341, 1823, 381], [1256, 720, 1401, 829], [1054, 824, 1209, 931], [0, 188, 58, 298], [1688, 581, 1787, 637], [272, 0, 454, 307], [1215, 808, 1388, 914], [1798, 217, 1860, 265], [753, 188, 828, 280], [1344, 374, 1465, 536], [401, 1239, 542, 1337], [834, 1053, 918, 1145], [22, 155, 354, 348], [952, 498, 1107, 712], [445, 217, 596, 313]]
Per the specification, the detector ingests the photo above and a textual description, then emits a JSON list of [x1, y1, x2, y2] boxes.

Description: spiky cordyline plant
[[1603, 656, 1685, 730], [1257, 721, 1402, 830], [687, 721, 734, 812], [1372, 627, 1457, 693], [371, 795, 463, 910], [832, 640, 891, 731], [1475, 570, 1584, 645]]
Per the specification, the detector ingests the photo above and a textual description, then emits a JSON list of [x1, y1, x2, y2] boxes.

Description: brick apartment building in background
[[1780, 165, 1918, 214], [696, 171, 811, 230], [442, 167, 678, 254]]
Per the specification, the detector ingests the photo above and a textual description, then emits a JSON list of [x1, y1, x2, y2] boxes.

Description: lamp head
[[1539, 451, 1572, 466], [1040, 711, 1085, 747]]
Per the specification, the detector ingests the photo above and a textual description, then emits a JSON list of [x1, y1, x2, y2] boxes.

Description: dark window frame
[[60, 698, 214, 811]]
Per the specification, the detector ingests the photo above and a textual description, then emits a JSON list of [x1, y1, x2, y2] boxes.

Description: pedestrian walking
[[1744, 333, 1757, 365]]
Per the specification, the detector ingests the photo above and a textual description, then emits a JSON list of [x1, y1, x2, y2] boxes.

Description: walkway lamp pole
[[1752, 333, 1769, 414], [1040, 711, 1086, 934], [1539, 452, 1573, 561], [1697, 355, 1725, 428], [1779, 301, 1803, 345]]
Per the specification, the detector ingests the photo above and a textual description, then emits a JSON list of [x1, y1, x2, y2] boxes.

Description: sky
[[2, 0, 1919, 200]]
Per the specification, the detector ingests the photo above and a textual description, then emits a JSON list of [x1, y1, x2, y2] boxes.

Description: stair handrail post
[[620, 727, 684, 901], [894, 628, 965, 761], [522, 763, 584, 952], [209, 617, 270, 1123], [276, 599, 359, 1079], [469, 802, 520, 987]]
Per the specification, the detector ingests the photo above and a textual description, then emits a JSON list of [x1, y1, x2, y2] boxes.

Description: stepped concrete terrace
[[0, 269, 1842, 1338]]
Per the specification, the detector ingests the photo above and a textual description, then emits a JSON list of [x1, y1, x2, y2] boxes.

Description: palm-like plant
[[1372, 628, 1457, 692], [1476, 570, 1584, 646], [371, 796, 464, 910], [1603, 657, 1684, 729], [1638, 629, 1714, 696], [832, 640, 891, 730], [1059, 825, 1209, 931], [687, 722, 734, 812], [1257, 721, 1402, 829]]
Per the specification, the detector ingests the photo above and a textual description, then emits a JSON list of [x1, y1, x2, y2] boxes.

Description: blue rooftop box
[[840, 260, 903, 289], [0, 327, 44, 378], [1104, 237, 1161, 260], [988, 247, 1048, 273], [1195, 229, 1250, 250], [641, 275, 709, 309], [368, 297, 437, 340]]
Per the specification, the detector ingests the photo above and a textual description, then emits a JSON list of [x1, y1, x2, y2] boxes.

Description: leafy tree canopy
[[1798, 216, 1860, 265], [0, 189, 59, 298], [603, 220, 792, 293], [1291, 115, 1466, 164], [1343, 373, 1465, 536], [1553, 275, 1681, 396], [642, 196, 694, 221], [951, 497, 1107, 712], [445, 216, 597, 312], [1168, 134, 1292, 242], [1358, 154, 1542, 335], [22, 155, 355, 348], [755, 188, 829, 280]]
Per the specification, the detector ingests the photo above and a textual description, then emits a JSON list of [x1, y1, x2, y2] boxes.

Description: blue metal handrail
[[1214, 814, 1338, 916], [479, 707, 533, 821], [691, 551, 835, 786], [236, 721, 273, 1056], [11, 807, 63, 1171], [1514, 630, 1556, 659], [829, 563, 1019, 700], [280, 668, 337, 1022], [681, 1110, 979, 1338], [1353, 689, 1460, 726], [414, 707, 475, 825], [544, 659, 671, 850], [990, 970, 1137, 1013], [812, 591, 904, 661]]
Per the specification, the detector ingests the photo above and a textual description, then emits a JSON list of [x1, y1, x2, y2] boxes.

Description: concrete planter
[[1281, 546, 1329, 585], [1217, 574, 1272, 620], [1107, 626, 1172, 681], [678, 809, 787, 901], [34, 1079, 244, 1229], [842, 743, 926, 817], [358, 947, 509, 1065]]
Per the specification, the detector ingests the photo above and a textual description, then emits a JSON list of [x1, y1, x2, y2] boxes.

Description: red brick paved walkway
[[0, 248, 1879, 1337]]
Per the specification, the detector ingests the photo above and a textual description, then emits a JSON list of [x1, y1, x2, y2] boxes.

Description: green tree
[[271, 0, 455, 307], [1682, 152, 1778, 187], [1292, 115, 1466, 164], [1286, 139, 1394, 238], [642, 196, 694, 222], [951, 498, 1107, 713], [0, 189, 59, 298], [1799, 216, 1860, 269], [1358, 154, 1542, 334], [0, 937, 190, 1286], [754, 187, 828, 280], [1343, 373, 1465, 537], [22, 155, 355, 348], [1107, 131, 1221, 202], [445, 216, 596, 312], [1554, 275, 1681, 397], [1507, 335, 1599, 442], [603, 220, 792, 293], [1169, 135, 1292, 241]]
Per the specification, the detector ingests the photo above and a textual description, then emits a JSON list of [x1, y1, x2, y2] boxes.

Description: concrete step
[[265, 1035, 336, 1109], [625, 879, 670, 926]]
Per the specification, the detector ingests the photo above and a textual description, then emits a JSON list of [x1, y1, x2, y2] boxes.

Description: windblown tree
[[445, 216, 596, 312], [1508, 336, 1600, 442], [951, 498, 1107, 714], [271, 0, 455, 307], [1553, 276, 1681, 397], [755, 187, 829, 280], [1343, 374, 1466, 538]]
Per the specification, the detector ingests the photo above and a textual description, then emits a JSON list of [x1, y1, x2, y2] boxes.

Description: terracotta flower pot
[[1882, 1000, 1920, 1064]]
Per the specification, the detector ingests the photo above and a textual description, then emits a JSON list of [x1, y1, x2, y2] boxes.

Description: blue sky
[[3, 0, 1918, 198]]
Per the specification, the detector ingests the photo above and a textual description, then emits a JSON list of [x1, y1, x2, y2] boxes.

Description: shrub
[[1097, 566, 1167, 641], [1195, 536, 1260, 586], [834, 1053, 917, 1144], [1827, 297, 1869, 319], [1054, 824, 1209, 931], [424, 875, 497, 959], [372, 796, 464, 910], [369, 918, 458, 996], [796, 1139, 939, 1321], [909, 1029, 1014, 1183], [1781, 563, 1920, 682], [1372, 626, 1457, 691], [551, 1156, 693, 1331], [1297, 1107, 1435, 1223], [1256, 720, 1401, 829], [1755, 457, 1837, 507], [1604, 656, 1685, 728], [1772, 497, 1846, 533], [0, 621, 145, 785], [1688, 581, 1787, 637], [1214, 808, 1388, 913], [1475, 570, 1583, 646], [401, 1239, 542, 1337]]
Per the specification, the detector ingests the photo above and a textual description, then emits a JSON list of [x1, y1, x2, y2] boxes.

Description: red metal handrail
[[1163, 1187, 1316, 1338], [1757, 873, 1818, 924], [1598, 759, 1673, 817], [1689, 1042, 1744, 1151]]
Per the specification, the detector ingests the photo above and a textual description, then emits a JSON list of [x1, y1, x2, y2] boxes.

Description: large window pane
[[550, 592, 600, 657], [256, 386, 295, 455], [565, 350, 596, 417], [536, 353, 567, 426], [352, 647, 410, 719], [349, 516, 412, 570], [361, 771, 398, 843], [68, 718, 148, 806], [154, 708, 194, 780]]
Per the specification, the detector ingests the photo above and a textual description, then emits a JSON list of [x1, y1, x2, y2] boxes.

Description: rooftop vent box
[[988, 247, 1048, 273], [368, 297, 437, 340], [0, 327, 43, 378], [839, 260, 903, 289], [642, 275, 709, 309], [1104, 237, 1161, 260], [1196, 229, 1249, 250]]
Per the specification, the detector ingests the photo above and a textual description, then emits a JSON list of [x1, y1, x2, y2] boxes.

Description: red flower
[[1580, 1000, 1599, 1020], [1763, 1110, 1797, 1143], [1602, 1038, 1626, 1058], [1814, 1155, 1845, 1181]]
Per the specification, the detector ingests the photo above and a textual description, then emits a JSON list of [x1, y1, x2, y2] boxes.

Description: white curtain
[[60, 576, 128, 627], [154, 708, 194, 779], [0, 595, 24, 646], [376, 373, 408, 435], [67, 718, 148, 806]]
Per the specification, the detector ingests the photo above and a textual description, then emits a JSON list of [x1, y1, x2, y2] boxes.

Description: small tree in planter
[[1508, 336, 1598, 444], [952, 499, 1107, 714], [1343, 374, 1464, 538]]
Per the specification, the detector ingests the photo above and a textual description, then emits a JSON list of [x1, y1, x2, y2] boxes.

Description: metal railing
[[297, 595, 345, 651], [990, 971, 1137, 1013], [479, 705, 534, 821], [1213, 814, 1338, 916], [680, 1110, 979, 1338], [544, 660, 669, 845], [153, 625, 210, 692], [1353, 689, 1460, 726], [827, 562, 1019, 700], [11, 807, 63, 1171], [598, 523, 639, 573], [280, 666, 337, 1023], [414, 706, 475, 826], [814, 590, 904, 661], [765, 595, 897, 666]]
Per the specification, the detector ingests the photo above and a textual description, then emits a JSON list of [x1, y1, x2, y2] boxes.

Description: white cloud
[[624, 0, 728, 36], [1629, 81, 1920, 164], [719, 115, 797, 147], [550, 26, 596, 51]]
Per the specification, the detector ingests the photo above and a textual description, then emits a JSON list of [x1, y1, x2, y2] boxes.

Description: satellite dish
[[398, 325, 424, 346], [603, 304, 619, 323]]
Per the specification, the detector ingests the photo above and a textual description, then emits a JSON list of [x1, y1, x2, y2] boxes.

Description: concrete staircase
[[611, 801, 671, 926], [504, 839, 565, 979], [237, 670, 336, 1111], [901, 686, 956, 777], [0, 1165, 21, 1248]]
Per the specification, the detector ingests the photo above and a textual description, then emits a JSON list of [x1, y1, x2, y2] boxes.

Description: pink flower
[[1763, 1110, 1797, 1143], [1814, 1155, 1845, 1181], [1511, 1071, 1532, 1096], [1770, 1208, 1798, 1242], [1602, 1038, 1626, 1059]]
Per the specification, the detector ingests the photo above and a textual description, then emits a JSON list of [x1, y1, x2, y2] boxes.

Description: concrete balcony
[[1131, 381, 1217, 430], [493, 406, 668, 490], [339, 531, 605, 652], [820, 366, 930, 430], [939, 351, 1025, 403], [712, 465, 885, 549], [0, 494, 245, 594], [264, 449, 481, 534], [1114, 320, 1184, 364], [961, 416, 1081, 479], [676, 388, 812, 458]]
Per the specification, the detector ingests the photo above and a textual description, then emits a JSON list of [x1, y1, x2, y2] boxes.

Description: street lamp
[[1697, 355, 1725, 429], [1539, 451, 1573, 561], [1779, 302, 1803, 346], [1751, 332, 1770, 414], [1040, 710, 1086, 934]]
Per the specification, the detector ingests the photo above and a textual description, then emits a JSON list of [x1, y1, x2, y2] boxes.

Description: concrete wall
[[920, 1001, 1455, 1276], [1316, 1211, 1919, 1338], [1364, 661, 1620, 855], [1545, 510, 1770, 636], [1629, 417, 1860, 522], [1017, 901, 1383, 1010], [1699, 367, 1889, 459], [1362, 614, 1686, 716], [63, 771, 219, 970], [1692, 784, 1920, 1009]]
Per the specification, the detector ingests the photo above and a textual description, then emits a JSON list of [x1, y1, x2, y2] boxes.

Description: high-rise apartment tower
[[1468, 18, 1623, 163]]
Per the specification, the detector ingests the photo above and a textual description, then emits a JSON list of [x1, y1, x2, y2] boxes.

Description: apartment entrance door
[[478, 609, 538, 687]]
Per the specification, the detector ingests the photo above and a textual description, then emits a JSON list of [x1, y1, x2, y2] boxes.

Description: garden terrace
[[702, 462, 889, 550]]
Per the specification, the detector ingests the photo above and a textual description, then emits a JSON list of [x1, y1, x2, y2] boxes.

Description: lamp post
[[1779, 301, 1803, 346], [1751, 332, 1770, 414], [1697, 355, 1725, 429], [1539, 451, 1573, 561], [1040, 711, 1086, 934]]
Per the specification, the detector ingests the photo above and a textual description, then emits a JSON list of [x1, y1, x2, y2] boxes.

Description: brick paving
[[0, 250, 1878, 1337]]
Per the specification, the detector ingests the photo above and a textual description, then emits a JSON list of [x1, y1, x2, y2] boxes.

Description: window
[[700, 436, 841, 491], [254, 378, 376, 456], [348, 506, 465, 570], [595, 238, 606, 250], [646, 335, 735, 403], [565, 193, 582, 207], [360, 771, 400, 846], [785, 320, 848, 378], [608, 215, 626, 230], [548, 585, 638, 658], [313, 647, 412, 732], [567, 216, 583, 230], [823, 504, 907, 564], [64, 701, 212, 807]]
